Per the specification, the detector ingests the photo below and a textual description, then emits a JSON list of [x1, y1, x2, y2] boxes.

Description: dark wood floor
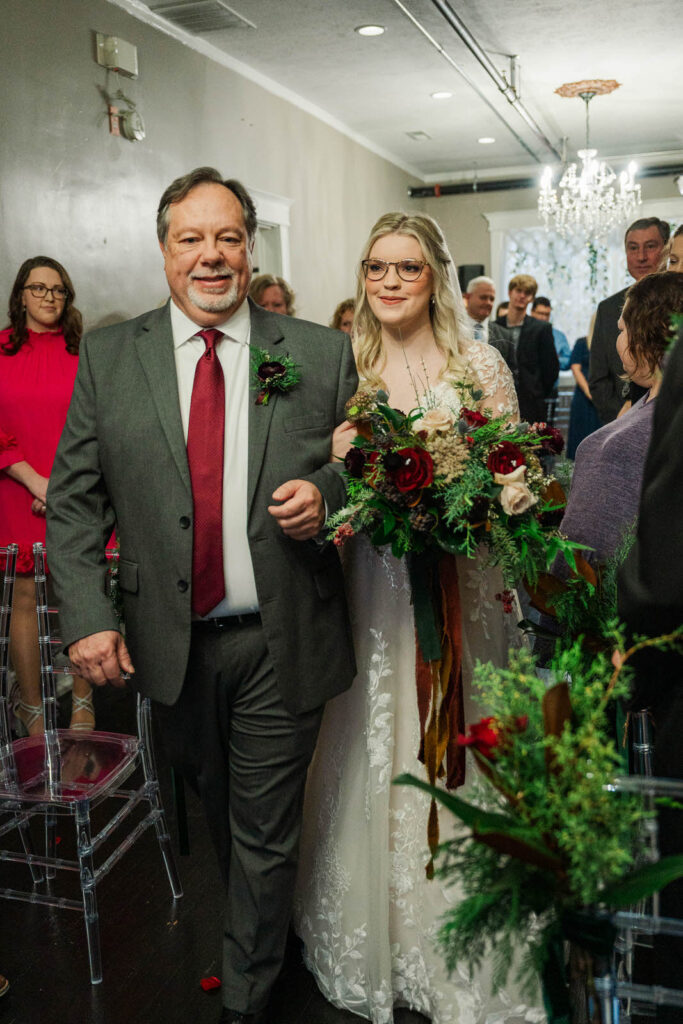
[[0, 686, 429, 1024]]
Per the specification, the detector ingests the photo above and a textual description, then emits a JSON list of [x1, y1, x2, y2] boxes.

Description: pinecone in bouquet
[[344, 386, 379, 439]]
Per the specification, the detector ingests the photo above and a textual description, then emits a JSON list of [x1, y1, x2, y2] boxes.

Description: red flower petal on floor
[[200, 976, 222, 992]]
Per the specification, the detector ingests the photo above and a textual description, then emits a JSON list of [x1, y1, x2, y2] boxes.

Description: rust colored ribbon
[[414, 553, 465, 876]]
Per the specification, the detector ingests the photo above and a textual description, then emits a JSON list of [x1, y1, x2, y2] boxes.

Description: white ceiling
[[129, 0, 683, 183]]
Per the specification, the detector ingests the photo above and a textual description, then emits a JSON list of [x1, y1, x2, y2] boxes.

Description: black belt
[[191, 612, 261, 632]]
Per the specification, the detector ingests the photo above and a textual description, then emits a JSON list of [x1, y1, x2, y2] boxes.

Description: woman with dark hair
[[566, 313, 602, 459], [557, 272, 683, 568], [0, 256, 94, 734]]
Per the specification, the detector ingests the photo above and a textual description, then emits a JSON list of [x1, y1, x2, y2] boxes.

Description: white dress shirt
[[466, 314, 488, 342], [170, 298, 259, 616]]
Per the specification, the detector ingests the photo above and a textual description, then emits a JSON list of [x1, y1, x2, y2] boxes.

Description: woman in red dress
[[0, 257, 94, 734]]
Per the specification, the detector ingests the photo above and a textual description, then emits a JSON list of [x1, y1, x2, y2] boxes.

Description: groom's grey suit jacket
[[46, 299, 358, 714]]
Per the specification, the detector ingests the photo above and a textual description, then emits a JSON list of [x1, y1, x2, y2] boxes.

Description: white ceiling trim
[[104, 0, 424, 181]]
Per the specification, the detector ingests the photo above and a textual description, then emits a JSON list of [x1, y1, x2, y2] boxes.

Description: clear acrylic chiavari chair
[[588, 709, 683, 1022], [0, 542, 183, 983]]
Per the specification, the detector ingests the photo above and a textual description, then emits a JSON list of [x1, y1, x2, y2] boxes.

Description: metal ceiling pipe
[[408, 163, 683, 198], [388, 0, 541, 164], [427, 0, 562, 162]]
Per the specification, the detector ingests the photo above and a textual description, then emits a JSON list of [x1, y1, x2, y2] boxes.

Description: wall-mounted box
[[95, 33, 138, 78]]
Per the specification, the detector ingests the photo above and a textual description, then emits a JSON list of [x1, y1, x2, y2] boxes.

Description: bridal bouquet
[[327, 384, 579, 587], [396, 631, 683, 1022]]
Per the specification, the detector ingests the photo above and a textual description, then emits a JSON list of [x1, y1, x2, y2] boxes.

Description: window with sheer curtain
[[488, 202, 682, 349]]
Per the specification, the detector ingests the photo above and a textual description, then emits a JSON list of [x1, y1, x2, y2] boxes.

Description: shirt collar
[[169, 296, 251, 349]]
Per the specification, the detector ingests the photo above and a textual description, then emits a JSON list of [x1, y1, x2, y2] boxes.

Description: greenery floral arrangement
[[327, 383, 581, 587], [396, 630, 683, 1023], [250, 346, 301, 405]]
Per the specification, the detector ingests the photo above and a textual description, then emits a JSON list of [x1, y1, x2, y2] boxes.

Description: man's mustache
[[190, 268, 234, 280]]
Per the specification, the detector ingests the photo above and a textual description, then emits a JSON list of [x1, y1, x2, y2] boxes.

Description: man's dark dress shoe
[[219, 1009, 268, 1024]]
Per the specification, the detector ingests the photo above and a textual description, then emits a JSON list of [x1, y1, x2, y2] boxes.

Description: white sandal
[[70, 689, 95, 732], [12, 696, 44, 737]]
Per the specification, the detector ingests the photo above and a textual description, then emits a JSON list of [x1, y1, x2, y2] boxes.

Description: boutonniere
[[251, 346, 301, 405]]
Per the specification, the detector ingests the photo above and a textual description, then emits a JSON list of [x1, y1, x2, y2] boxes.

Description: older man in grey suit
[[46, 167, 357, 1024], [589, 216, 669, 424]]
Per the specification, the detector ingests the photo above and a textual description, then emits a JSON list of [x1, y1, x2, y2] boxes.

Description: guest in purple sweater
[[558, 272, 683, 567]]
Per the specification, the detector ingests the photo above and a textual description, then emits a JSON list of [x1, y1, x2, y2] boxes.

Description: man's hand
[[268, 479, 324, 540], [68, 630, 135, 688]]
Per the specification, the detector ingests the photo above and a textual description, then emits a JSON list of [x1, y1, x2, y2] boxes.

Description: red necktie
[[187, 328, 226, 616]]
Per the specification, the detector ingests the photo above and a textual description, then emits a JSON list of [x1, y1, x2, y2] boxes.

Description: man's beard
[[187, 272, 239, 313]]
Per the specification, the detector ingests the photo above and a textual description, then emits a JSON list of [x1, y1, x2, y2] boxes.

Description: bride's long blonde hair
[[353, 212, 471, 388]]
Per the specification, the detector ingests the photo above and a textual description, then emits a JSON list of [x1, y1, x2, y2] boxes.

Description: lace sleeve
[[464, 341, 519, 421]]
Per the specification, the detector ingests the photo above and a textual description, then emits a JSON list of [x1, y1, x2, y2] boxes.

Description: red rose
[[388, 447, 434, 493], [457, 716, 500, 759], [460, 408, 489, 429], [487, 440, 526, 475], [344, 447, 366, 478], [537, 424, 565, 456]]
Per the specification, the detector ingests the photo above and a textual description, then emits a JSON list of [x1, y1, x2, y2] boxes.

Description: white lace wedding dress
[[293, 342, 545, 1024]]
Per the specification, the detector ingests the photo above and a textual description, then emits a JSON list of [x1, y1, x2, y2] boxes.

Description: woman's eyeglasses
[[23, 284, 69, 299], [361, 259, 426, 282]]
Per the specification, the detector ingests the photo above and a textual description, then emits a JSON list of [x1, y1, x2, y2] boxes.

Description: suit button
[[179, 516, 191, 529], [177, 579, 188, 593]]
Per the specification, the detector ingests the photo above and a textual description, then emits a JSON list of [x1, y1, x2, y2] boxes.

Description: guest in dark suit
[[589, 217, 669, 425], [618, 320, 683, 1022], [491, 273, 559, 423], [46, 167, 358, 1024]]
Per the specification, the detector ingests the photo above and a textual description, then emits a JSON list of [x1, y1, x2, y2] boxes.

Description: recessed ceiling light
[[478, 136, 496, 144], [355, 24, 385, 36], [431, 91, 453, 100]]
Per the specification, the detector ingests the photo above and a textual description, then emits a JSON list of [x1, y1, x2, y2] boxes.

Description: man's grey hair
[[624, 217, 670, 246], [156, 166, 258, 246], [465, 275, 495, 293]]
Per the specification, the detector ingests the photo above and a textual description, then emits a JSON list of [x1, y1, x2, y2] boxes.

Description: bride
[[294, 213, 542, 1024]]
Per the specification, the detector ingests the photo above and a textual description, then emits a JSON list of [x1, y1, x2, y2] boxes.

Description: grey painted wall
[[0, 0, 418, 328]]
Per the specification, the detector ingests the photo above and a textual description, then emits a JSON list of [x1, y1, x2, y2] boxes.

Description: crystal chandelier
[[538, 80, 641, 240]]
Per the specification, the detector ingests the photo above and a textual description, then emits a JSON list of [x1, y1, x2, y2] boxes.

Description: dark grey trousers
[[155, 619, 323, 1014]]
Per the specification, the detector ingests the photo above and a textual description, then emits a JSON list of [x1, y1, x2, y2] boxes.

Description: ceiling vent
[[150, 1, 256, 34], [405, 130, 432, 143]]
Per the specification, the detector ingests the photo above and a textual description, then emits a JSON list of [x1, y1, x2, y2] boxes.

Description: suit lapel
[[247, 300, 285, 515], [134, 304, 191, 494]]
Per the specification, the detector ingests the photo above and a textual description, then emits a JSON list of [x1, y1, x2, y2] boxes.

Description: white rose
[[493, 465, 538, 516], [415, 407, 455, 433]]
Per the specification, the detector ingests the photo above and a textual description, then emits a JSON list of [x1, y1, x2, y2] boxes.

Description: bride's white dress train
[[293, 343, 545, 1023]]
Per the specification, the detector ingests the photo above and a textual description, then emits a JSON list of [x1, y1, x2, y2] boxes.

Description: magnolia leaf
[[574, 553, 598, 587], [599, 854, 683, 908], [524, 573, 567, 617], [517, 618, 560, 641], [543, 681, 572, 739], [475, 830, 564, 875], [541, 479, 567, 507], [376, 402, 407, 431], [394, 772, 562, 873]]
